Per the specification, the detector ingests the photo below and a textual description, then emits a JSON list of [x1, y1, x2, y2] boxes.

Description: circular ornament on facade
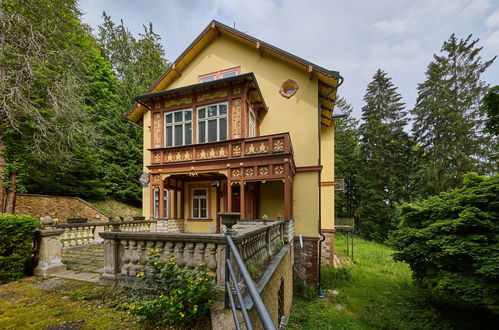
[[279, 79, 299, 98], [139, 173, 150, 188]]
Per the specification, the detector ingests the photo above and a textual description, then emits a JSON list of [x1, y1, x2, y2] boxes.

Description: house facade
[[125, 21, 343, 285]]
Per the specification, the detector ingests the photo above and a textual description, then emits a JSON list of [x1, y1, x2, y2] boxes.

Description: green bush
[[391, 173, 499, 312], [0, 213, 39, 283], [128, 249, 215, 327]]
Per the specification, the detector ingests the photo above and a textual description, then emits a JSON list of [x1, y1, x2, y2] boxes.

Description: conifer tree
[[356, 69, 413, 241], [334, 97, 360, 218], [411, 34, 496, 197]]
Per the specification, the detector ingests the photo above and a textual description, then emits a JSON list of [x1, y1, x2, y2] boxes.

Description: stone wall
[[321, 230, 335, 265], [15, 194, 108, 223], [248, 246, 293, 329], [156, 219, 185, 232], [293, 236, 319, 285]]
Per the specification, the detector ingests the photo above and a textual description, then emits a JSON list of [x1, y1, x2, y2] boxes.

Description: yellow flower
[[136, 272, 145, 278], [154, 261, 159, 265]]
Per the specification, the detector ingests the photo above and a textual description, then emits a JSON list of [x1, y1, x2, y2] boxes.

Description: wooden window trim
[[198, 66, 241, 83]]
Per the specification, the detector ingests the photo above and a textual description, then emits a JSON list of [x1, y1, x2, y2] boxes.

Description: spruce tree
[[356, 69, 413, 241], [411, 34, 496, 197], [334, 97, 360, 218]]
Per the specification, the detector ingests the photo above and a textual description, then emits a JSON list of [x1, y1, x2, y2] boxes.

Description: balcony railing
[[149, 133, 293, 165]]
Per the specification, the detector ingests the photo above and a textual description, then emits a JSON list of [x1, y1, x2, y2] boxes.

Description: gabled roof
[[126, 20, 342, 124]]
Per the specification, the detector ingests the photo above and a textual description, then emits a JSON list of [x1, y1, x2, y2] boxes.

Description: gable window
[[164, 109, 192, 147], [192, 188, 208, 219], [197, 102, 228, 143], [198, 66, 241, 83], [249, 109, 256, 137]]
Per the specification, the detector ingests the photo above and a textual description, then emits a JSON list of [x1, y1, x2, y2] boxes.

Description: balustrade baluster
[[194, 242, 206, 266], [184, 242, 195, 268], [121, 240, 131, 276], [174, 242, 185, 266], [205, 243, 217, 272]]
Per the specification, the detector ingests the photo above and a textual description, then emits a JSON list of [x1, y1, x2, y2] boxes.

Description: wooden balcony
[[149, 133, 293, 166]]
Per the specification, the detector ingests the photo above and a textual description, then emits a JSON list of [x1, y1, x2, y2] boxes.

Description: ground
[[288, 233, 498, 329], [0, 277, 138, 330], [90, 199, 141, 218]]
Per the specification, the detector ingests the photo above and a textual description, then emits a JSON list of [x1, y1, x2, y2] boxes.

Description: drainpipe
[[317, 75, 344, 296]]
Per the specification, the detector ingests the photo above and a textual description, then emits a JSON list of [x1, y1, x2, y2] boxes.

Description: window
[[279, 79, 299, 98], [192, 188, 208, 219], [153, 187, 159, 219], [197, 102, 228, 143], [198, 67, 240, 82], [164, 109, 192, 147], [249, 109, 256, 137], [163, 189, 169, 218]]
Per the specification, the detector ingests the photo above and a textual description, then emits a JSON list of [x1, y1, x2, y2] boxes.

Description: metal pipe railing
[[225, 235, 276, 330]]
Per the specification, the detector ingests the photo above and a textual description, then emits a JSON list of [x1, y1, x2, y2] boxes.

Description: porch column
[[173, 189, 178, 219], [284, 178, 292, 219], [240, 180, 246, 219], [180, 184, 184, 218], [227, 180, 232, 212]]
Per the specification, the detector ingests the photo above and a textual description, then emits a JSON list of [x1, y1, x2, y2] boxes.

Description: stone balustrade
[[57, 220, 157, 247], [99, 220, 294, 288]]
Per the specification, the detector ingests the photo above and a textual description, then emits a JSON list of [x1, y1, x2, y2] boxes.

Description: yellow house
[[126, 21, 343, 285]]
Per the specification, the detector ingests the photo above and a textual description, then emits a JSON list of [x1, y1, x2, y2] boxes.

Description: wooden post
[[284, 178, 291, 220], [240, 180, 246, 220], [227, 180, 232, 212], [173, 189, 178, 219]]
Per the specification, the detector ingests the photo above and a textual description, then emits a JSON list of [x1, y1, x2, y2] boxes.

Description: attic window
[[198, 66, 241, 83], [279, 79, 299, 98]]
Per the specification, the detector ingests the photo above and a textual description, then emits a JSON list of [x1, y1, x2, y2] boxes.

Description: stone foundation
[[320, 230, 335, 265], [293, 236, 319, 286]]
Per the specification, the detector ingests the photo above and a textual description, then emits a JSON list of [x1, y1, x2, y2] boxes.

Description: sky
[[78, 0, 499, 119]]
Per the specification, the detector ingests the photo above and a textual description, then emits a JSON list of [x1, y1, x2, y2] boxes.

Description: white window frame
[[164, 109, 192, 147], [153, 187, 159, 219], [221, 70, 238, 78], [200, 75, 216, 83], [196, 102, 228, 143], [191, 188, 208, 219], [249, 109, 256, 138]]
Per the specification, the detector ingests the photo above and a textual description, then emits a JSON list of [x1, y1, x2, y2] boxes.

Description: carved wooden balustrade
[[149, 133, 293, 166], [58, 221, 157, 247], [99, 219, 294, 288]]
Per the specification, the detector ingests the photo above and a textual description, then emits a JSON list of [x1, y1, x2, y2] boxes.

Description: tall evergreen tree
[[0, 0, 98, 212], [95, 13, 169, 205], [411, 34, 496, 197], [356, 69, 413, 241], [334, 97, 360, 219]]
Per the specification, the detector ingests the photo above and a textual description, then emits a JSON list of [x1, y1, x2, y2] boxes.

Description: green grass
[[90, 199, 142, 218], [288, 234, 497, 329]]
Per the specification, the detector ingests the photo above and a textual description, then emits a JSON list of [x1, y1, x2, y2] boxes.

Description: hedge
[[0, 214, 39, 284]]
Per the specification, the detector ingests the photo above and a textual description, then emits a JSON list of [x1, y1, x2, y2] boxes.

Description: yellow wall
[[320, 122, 335, 230], [259, 181, 284, 219], [165, 35, 319, 167], [293, 172, 319, 237]]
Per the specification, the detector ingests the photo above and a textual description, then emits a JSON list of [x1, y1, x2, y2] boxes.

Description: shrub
[[391, 173, 499, 312], [0, 213, 39, 283], [127, 249, 215, 326]]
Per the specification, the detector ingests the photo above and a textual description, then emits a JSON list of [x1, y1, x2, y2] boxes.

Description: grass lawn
[[288, 234, 497, 329], [90, 199, 142, 218]]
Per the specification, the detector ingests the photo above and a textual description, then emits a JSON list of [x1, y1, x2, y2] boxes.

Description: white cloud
[[486, 9, 499, 28]]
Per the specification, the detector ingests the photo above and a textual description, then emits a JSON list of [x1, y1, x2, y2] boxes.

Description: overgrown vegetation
[[0, 214, 38, 283], [288, 234, 498, 329], [391, 173, 499, 312], [128, 249, 215, 327]]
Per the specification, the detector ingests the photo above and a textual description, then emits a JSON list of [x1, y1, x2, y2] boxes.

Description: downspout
[[317, 75, 344, 296]]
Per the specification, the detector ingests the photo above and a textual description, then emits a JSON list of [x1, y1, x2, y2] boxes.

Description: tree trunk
[[4, 172, 16, 213], [0, 140, 5, 213]]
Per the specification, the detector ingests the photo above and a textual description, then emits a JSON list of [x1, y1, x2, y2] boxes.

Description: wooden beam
[[256, 41, 263, 57], [211, 22, 220, 38], [308, 65, 313, 80], [172, 63, 181, 77]]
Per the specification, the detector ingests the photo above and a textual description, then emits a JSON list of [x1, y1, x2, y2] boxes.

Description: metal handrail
[[225, 234, 276, 330]]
